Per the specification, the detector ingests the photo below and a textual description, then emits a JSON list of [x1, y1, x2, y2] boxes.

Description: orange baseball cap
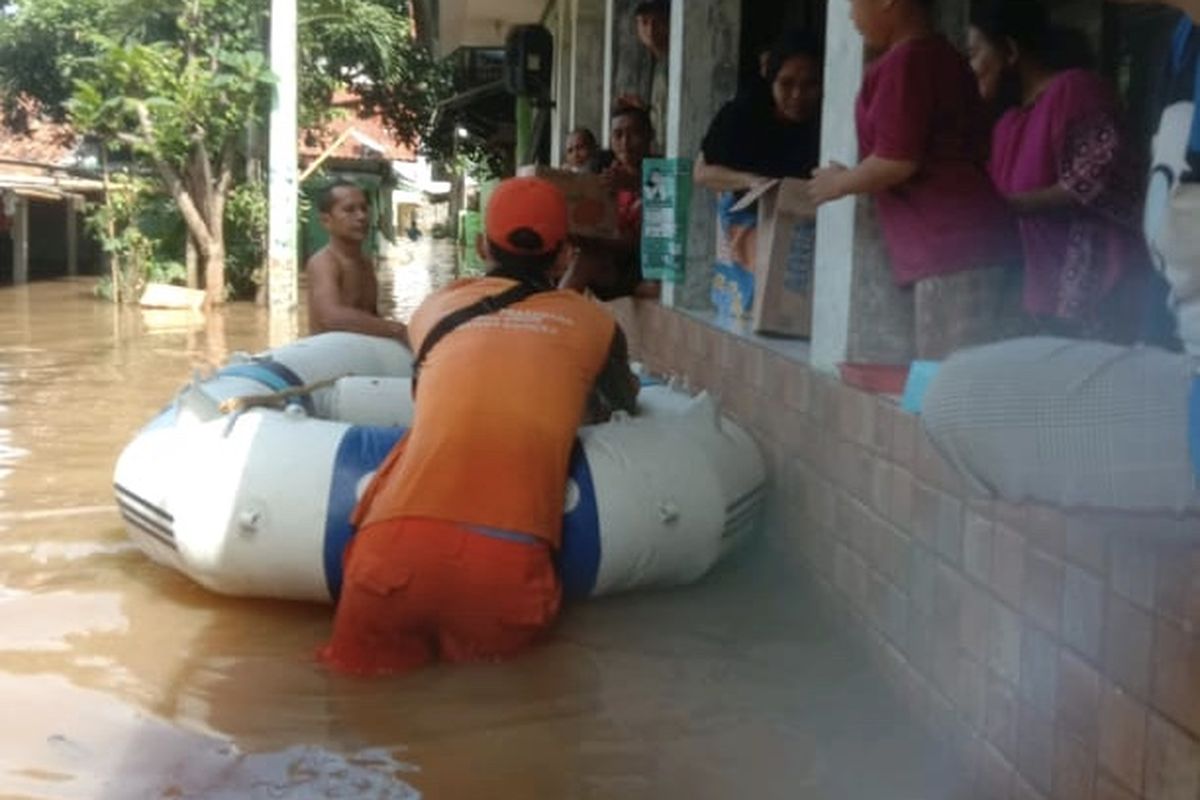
[[485, 177, 569, 256]]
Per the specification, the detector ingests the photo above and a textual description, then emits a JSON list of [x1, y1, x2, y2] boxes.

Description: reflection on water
[[0, 255, 965, 799]]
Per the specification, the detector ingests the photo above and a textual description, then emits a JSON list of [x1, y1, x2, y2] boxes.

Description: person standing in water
[[305, 179, 409, 345], [319, 177, 639, 676]]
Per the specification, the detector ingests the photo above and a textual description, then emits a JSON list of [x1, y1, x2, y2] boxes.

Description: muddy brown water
[[0, 253, 966, 799]]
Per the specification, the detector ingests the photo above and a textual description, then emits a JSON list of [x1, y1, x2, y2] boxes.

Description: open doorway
[[738, 0, 826, 96]]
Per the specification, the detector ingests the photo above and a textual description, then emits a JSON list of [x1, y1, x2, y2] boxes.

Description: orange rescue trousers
[[318, 518, 561, 676]]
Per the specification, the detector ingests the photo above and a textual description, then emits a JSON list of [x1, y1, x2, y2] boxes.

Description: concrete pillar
[[601, 0, 615, 146], [268, 0, 300, 340], [13, 195, 28, 285], [570, 0, 606, 139], [66, 198, 78, 277], [551, 2, 569, 166], [611, 0, 652, 118], [810, 0, 914, 372], [662, 0, 740, 309]]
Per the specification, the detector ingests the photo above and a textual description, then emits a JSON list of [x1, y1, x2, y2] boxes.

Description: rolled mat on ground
[[113, 332, 767, 603], [920, 336, 1200, 513]]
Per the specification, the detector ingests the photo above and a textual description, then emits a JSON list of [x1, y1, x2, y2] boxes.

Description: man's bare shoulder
[[305, 245, 338, 275]]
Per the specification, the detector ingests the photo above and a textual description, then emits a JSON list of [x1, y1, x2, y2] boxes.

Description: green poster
[[641, 158, 692, 283]]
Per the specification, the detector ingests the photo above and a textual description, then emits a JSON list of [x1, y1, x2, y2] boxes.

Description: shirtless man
[[306, 180, 409, 345]]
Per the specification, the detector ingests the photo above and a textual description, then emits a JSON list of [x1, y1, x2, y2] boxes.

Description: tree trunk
[[100, 151, 120, 304], [185, 235, 199, 289], [204, 243, 225, 305]]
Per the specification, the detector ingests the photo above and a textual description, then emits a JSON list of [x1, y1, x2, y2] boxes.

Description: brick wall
[[629, 300, 1200, 800]]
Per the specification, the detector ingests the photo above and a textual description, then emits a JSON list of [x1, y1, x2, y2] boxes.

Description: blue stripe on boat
[[322, 431, 603, 604], [323, 425, 406, 601], [217, 361, 317, 415], [558, 440, 601, 602]]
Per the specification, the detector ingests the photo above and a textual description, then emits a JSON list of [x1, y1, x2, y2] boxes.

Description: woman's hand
[[808, 162, 850, 205], [809, 156, 919, 204]]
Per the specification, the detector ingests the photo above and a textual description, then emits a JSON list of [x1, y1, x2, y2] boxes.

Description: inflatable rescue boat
[[113, 333, 767, 603]]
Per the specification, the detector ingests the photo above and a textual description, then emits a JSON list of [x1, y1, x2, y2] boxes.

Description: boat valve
[[237, 509, 261, 535]]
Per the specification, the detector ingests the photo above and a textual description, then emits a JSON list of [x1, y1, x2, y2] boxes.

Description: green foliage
[[87, 177, 264, 302], [68, 30, 274, 172], [0, 0, 454, 300], [57, 0, 275, 301], [299, 0, 452, 147], [224, 181, 268, 299], [86, 177, 186, 301], [0, 0, 452, 151]]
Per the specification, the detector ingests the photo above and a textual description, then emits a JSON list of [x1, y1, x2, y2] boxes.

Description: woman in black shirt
[[694, 31, 823, 193]]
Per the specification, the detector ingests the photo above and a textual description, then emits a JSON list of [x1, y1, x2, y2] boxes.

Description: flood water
[[0, 248, 967, 799]]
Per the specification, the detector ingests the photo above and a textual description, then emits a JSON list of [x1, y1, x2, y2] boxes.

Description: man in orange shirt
[[319, 177, 639, 676]]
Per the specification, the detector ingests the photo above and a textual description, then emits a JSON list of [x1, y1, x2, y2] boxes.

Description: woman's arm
[[693, 153, 767, 193], [808, 156, 919, 205]]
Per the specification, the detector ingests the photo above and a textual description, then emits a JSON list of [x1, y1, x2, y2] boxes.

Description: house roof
[[0, 97, 77, 166], [299, 91, 418, 164]]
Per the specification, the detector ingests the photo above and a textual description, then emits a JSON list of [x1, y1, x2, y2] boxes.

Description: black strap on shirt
[[410, 274, 551, 396]]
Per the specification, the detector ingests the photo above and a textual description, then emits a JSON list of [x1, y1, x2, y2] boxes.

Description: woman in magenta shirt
[[809, 0, 1021, 359], [968, 0, 1149, 342]]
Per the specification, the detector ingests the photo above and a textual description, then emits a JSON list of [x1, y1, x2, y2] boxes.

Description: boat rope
[[217, 376, 341, 416]]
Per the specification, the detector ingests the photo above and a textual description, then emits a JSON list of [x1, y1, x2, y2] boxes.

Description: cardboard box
[[640, 158, 691, 283], [515, 165, 620, 242], [711, 192, 759, 321], [730, 178, 816, 337]]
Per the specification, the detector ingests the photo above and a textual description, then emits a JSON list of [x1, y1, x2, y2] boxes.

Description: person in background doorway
[[561, 105, 661, 301], [319, 177, 639, 676], [564, 127, 600, 173], [695, 30, 823, 193], [968, 0, 1150, 343], [807, 0, 1022, 360], [617, 0, 670, 155], [306, 179, 409, 345]]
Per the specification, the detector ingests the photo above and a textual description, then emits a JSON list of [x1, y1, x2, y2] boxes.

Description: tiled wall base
[[626, 300, 1200, 800]]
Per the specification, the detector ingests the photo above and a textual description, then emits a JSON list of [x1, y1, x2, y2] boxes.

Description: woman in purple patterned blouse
[[968, 0, 1151, 342]]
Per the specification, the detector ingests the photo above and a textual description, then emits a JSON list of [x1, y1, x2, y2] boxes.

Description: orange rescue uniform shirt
[[352, 277, 617, 547]]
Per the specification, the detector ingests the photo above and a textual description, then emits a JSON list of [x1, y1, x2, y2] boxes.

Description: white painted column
[[571, 0, 607, 138], [810, 0, 914, 371], [268, 0, 300, 344], [551, 2, 570, 166], [66, 198, 78, 277], [662, 0, 740, 309], [811, 0, 864, 370], [601, 0, 615, 147], [13, 195, 28, 285]]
